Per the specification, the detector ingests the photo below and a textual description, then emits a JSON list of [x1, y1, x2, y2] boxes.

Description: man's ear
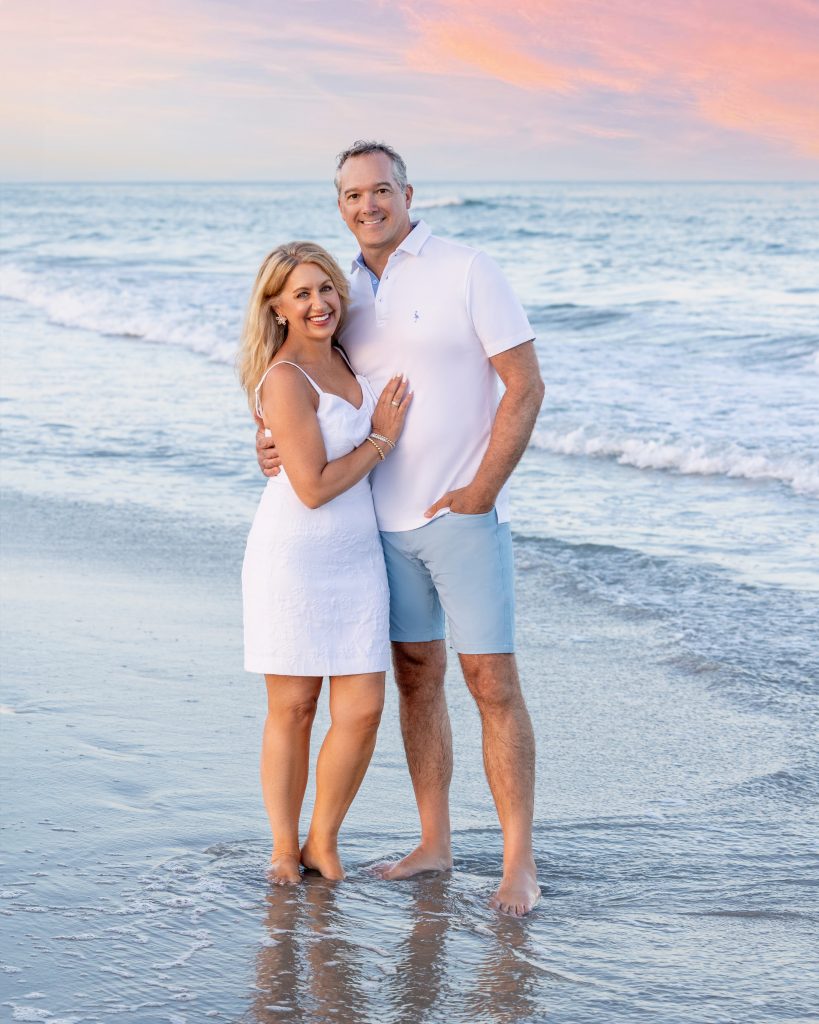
[[405, 184, 414, 209]]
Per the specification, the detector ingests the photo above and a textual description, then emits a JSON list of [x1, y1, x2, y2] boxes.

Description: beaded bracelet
[[370, 431, 396, 450], [366, 436, 386, 461]]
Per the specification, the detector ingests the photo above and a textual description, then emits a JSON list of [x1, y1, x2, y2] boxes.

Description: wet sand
[[2, 487, 816, 1023]]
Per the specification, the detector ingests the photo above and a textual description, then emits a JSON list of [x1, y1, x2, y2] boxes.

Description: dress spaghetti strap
[[255, 361, 322, 418], [333, 343, 356, 374]]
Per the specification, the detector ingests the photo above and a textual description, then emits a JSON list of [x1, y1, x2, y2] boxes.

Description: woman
[[238, 241, 411, 886]]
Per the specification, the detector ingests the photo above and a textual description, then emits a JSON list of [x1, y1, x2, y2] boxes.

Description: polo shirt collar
[[350, 219, 431, 275], [396, 218, 431, 256]]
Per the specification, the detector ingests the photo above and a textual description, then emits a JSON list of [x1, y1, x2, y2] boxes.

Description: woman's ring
[[391, 400, 400, 407]]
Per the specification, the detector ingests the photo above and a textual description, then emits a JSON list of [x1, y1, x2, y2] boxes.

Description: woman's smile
[[273, 261, 342, 343]]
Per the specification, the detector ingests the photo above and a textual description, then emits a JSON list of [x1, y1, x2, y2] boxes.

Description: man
[[257, 141, 544, 916]]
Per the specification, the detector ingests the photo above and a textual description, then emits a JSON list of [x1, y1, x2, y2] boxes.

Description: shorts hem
[[451, 643, 516, 655], [388, 631, 446, 644]]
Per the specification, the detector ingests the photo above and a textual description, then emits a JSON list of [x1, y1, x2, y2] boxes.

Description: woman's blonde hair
[[237, 241, 349, 410]]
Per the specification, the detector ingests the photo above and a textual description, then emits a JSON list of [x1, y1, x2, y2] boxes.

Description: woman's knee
[[331, 689, 384, 734], [267, 689, 320, 728], [345, 706, 383, 736]]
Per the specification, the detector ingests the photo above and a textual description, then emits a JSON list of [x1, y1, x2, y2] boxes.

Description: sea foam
[[0, 264, 236, 364], [531, 427, 819, 497], [411, 196, 468, 209]]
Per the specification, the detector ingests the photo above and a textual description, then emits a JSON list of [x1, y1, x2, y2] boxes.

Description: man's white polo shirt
[[339, 220, 534, 533]]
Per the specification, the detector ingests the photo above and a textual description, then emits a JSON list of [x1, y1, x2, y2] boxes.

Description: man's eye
[[347, 193, 359, 200]]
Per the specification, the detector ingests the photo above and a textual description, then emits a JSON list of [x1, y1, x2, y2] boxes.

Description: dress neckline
[[267, 359, 365, 411], [318, 380, 366, 413]]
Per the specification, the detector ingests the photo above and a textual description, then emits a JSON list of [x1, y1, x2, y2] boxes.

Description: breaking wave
[[0, 264, 237, 364], [412, 196, 484, 209], [531, 427, 819, 497]]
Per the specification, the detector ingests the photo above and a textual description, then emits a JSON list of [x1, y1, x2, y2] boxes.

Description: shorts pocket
[[447, 507, 496, 520]]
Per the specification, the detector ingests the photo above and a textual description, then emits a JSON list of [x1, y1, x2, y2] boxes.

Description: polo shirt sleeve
[[465, 251, 535, 358]]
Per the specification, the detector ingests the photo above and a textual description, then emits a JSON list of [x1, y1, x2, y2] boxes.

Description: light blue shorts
[[380, 509, 515, 654]]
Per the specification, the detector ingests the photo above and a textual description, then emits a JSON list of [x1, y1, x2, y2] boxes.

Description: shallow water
[[3, 483, 817, 1022], [2, 182, 818, 1021]]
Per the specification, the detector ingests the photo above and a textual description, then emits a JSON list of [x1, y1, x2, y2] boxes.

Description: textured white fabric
[[339, 220, 535, 533], [242, 363, 390, 676]]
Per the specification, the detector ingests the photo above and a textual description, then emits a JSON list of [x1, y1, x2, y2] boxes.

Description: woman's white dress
[[242, 360, 390, 676]]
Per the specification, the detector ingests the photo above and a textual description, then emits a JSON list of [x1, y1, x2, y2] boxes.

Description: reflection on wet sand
[[248, 886, 301, 1021], [250, 877, 375, 1024], [247, 872, 548, 1024], [388, 875, 451, 1023], [465, 915, 549, 1024]]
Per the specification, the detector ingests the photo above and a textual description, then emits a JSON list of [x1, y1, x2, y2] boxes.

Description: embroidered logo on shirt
[[412, 310, 421, 322]]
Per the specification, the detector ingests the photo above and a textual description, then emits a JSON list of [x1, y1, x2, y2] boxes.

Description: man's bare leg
[[459, 652, 540, 916], [376, 640, 454, 878]]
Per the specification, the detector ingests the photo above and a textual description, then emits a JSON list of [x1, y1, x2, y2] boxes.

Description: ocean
[[1, 181, 817, 1023]]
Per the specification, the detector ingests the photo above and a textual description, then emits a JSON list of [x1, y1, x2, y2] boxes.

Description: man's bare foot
[[300, 842, 345, 881], [267, 853, 302, 886], [373, 844, 453, 880], [489, 864, 541, 917]]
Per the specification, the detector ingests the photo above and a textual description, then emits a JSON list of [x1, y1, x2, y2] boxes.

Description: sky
[[1, 0, 818, 181]]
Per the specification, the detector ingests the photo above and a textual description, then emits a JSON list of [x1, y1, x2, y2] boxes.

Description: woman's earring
[[275, 313, 287, 326]]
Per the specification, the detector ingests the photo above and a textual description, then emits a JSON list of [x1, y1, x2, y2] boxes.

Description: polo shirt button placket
[[376, 267, 390, 327]]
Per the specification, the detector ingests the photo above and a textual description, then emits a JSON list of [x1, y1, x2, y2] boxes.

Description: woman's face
[[274, 262, 340, 345]]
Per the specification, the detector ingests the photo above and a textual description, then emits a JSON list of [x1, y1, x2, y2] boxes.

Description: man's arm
[[424, 340, 544, 517]]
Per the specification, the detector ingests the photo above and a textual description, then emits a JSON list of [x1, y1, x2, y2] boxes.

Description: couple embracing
[[238, 141, 544, 917]]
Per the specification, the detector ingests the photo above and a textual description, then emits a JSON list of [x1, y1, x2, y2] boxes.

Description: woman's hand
[[371, 374, 412, 448]]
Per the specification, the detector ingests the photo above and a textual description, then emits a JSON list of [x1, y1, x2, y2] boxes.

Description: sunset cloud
[[1, 0, 816, 179], [403, 0, 819, 158]]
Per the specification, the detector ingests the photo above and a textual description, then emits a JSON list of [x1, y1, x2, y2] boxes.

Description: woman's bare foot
[[267, 852, 303, 886], [489, 863, 541, 917], [300, 841, 346, 881], [373, 843, 453, 880]]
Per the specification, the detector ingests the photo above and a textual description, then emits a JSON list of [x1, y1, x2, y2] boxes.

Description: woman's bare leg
[[262, 674, 323, 885], [301, 672, 385, 880]]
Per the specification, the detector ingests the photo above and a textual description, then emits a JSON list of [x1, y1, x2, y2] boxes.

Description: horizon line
[[2, 178, 818, 186]]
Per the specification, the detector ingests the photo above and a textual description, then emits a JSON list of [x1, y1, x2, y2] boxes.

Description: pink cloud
[[402, 0, 819, 158], [2, 0, 816, 177]]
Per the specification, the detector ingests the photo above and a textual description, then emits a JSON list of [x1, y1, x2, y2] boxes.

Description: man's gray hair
[[334, 140, 408, 194]]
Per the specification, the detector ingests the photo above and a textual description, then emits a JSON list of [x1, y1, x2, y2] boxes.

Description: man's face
[[337, 152, 413, 255]]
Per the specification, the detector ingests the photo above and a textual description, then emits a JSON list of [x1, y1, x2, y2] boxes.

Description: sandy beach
[[3, 479, 816, 1022]]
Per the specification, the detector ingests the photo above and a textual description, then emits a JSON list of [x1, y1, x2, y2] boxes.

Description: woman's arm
[[259, 365, 411, 509]]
